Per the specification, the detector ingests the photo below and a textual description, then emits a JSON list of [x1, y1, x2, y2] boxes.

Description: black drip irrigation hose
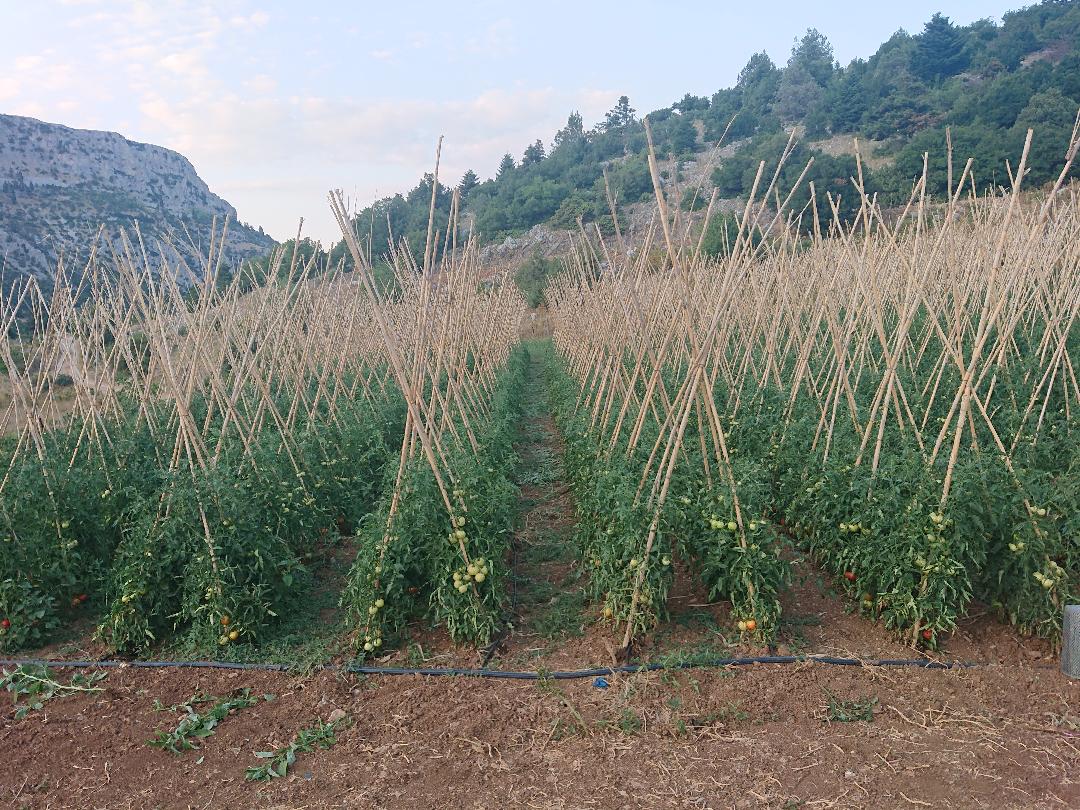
[[0, 654, 982, 679]]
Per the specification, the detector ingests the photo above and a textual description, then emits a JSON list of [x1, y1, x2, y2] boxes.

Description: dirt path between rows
[[2, 348, 1078, 808]]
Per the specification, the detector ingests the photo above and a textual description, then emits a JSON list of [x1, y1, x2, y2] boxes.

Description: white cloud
[[158, 51, 205, 76], [230, 11, 269, 29], [0, 2, 620, 244], [14, 54, 45, 72], [111, 81, 613, 242], [244, 74, 277, 94], [462, 19, 516, 58]]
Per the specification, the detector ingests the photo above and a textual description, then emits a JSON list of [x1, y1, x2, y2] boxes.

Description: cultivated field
[[1, 134, 1078, 808]]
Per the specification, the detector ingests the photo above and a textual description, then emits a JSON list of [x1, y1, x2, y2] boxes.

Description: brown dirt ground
[[2, 357, 1078, 808], [2, 653, 1077, 809]]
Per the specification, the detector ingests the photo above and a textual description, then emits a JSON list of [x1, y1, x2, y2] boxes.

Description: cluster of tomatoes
[[216, 615, 241, 645], [451, 557, 489, 592], [361, 597, 386, 651]]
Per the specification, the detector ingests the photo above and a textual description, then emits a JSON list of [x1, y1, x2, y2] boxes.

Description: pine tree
[[495, 153, 515, 180], [668, 114, 697, 154], [457, 169, 479, 196], [789, 29, 836, 87], [522, 139, 546, 165], [776, 63, 825, 122], [553, 112, 585, 149], [603, 96, 636, 131], [913, 13, 970, 82]]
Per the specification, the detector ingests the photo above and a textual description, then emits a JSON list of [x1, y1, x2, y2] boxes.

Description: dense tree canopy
[[913, 13, 970, 82], [324, 0, 1080, 266]]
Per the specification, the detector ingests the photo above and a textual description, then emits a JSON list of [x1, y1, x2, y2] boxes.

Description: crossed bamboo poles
[[329, 141, 526, 629], [548, 119, 1080, 651], [2, 122, 1078, 652], [2, 194, 523, 614]]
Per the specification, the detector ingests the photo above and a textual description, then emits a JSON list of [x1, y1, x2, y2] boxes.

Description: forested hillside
[[324, 0, 1080, 266]]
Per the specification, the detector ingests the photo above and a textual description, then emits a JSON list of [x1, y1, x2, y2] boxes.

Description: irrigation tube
[[0, 654, 981, 679]]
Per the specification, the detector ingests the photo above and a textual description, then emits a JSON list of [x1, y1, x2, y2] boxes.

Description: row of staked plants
[[341, 346, 527, 655], [546, 314, 1077, 650], [543, 343, 792, 646], [0, 381, 405, 653], [543, 154, 1079, 652], [768, 322, 1079, 647], [546, 296, 1077, 651]]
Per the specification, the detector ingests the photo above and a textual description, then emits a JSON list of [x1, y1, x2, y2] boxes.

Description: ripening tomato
[[221, 616, 231, 627], [745, 619, 757, 632], [922, 628, 933, 641], [844, 571, 856, 582]]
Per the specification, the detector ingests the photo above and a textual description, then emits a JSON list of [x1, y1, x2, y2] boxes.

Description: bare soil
[[2, 650, 1077, 809], [2, 355, 1078, 809]]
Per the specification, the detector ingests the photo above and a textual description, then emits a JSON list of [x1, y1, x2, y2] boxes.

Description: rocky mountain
[[0, 113, 275, 294]]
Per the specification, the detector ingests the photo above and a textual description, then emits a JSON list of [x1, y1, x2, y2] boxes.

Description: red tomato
[[844, 571, 856, 582], [745, 618, 757, 632], [1, 619, 10, 629], [922, 628, 933, 641]]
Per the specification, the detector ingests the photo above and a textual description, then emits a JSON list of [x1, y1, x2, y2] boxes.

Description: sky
[[1, 0, 1024, 245]]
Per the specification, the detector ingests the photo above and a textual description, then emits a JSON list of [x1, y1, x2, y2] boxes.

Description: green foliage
[[825, 690, 877, 723], [245, 718, 345, 781], [544, 342, 791, 643], [496, 153, 516, 180], [341, 349, 526, 654], [789, 28, 837, 86], [771, 312, 1078, 645], [699, 212, 759, 258], [603, 95, 637, 133], [522, 139, 546, 166], [708, 2, 1079, 212], [147, 690, 264, 754], [0, 665, 105, 720], [515, 251, 560, 307], [323, 3, 1074, 253], [912, 13, 970, 82], [774, 29, 836, 123], [0, 382, 402, 655], [458, 169, 479, 196], [712, 135, 872, 233]]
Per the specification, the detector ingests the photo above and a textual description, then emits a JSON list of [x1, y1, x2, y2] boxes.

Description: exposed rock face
[[0, 113, 275, 291], [478, 223, 573, 270]]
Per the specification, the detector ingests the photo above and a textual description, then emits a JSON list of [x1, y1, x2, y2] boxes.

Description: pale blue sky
[[1, 1, 1021, 244]]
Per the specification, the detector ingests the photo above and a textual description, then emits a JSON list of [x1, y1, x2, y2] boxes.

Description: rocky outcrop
[[0, 113, 275, 290]]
